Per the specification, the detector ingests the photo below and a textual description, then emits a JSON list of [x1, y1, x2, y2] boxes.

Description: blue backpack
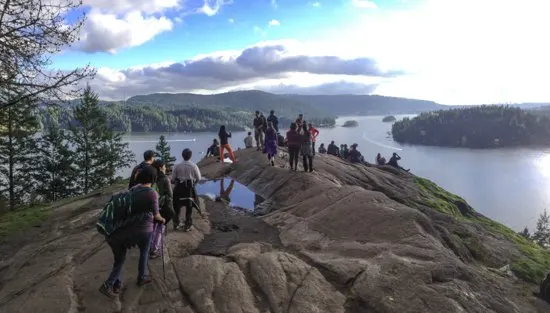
[[96, 187, 152, 237]]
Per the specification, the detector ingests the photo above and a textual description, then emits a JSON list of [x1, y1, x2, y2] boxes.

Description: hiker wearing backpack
[[128, 150, 156, 189], [171, 148, 203, 232], [149, 159, 174, 259], [98, 165, 166, 299]]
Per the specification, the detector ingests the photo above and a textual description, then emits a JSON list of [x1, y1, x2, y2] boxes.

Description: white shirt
[[171, 160, 201, 184], [244, 136, 254, 147]]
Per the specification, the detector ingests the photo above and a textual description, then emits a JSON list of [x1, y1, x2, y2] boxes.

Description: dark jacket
[[286, 129, 302, 147], [218, 130, 231, 145], [253, 116, 264, 130], [267, 114, 279, 132], [128, 162, 154, 189], [156, 172, 174, 221], [327, 143, 339, 156]]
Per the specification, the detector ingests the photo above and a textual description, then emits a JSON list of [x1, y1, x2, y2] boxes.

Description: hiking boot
[[113, 280, 123, 294], [99, 282, 117, 299], [137, 275, 152, 287], [150, 251, 161, 259], [184, 225, 193, 232], [271, 160, 275, 166], [176, 223, 186, 230]]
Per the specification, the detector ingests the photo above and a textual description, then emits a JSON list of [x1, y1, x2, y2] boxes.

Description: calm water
[[196, 178, 264, 211], [122, 116, 550, 231]]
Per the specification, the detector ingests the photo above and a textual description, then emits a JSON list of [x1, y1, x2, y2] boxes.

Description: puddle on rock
[[197, 178, 265, 213]]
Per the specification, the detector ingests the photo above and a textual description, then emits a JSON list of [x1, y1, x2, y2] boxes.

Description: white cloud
[[271, 0, 278, 9], [351, 0, 377, 9], [228, 18, 235, 23], [82, 0, 180, 14], [79, 10, 173, 53], [200, 0, 233, 16], [311, 2, 321, 7], [268, 19, 280, 27]]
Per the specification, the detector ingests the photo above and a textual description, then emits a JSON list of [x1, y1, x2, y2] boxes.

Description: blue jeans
[[106, 231, 153, 286]]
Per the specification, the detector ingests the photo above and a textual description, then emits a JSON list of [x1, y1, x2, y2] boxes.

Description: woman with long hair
[[285, 122, 301, 171], [263, 121, 278, 166], [149, 159, 174, 258], [218, 125, 237, 163], [301, 122, 313, 172]]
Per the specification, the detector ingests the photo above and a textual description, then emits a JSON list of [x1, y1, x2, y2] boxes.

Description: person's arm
[[171, 164, 178, 184], [228, 131, 232, 138], [164, 176, 174, 211], [193, 163, 202, 183], [151, 191, 165, 224]]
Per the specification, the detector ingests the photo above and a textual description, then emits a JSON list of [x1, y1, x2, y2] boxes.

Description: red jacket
[[309, 127, 319, 142]]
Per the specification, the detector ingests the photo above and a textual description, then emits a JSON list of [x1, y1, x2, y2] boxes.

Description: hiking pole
[[161, 224, 166, 281]]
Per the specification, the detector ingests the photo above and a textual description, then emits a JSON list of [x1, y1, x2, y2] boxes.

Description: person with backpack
[[149, 159, 174, 259], [128, 150, 156, 189], [171, 148, 203, 231], [263, 122, 278, 166], [98, 166, 166, 299], [267, 110, 279, 133]]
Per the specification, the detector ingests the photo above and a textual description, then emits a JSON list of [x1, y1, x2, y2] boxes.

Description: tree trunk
[[7, 107, 14, 209]]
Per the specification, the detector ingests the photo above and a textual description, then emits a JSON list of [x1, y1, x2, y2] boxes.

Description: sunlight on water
[[361, 131, 403, 151], [535, 153, 550, 179]]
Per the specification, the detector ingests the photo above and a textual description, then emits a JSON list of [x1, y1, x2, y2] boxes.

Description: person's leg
[[302, 154, 307, 172], [225, 144, 236, 162], [308, 156, 313, 172], [184, 203, 193, 230], [254, 130, 260, 150], [173, 200, 181, 229], [219, 145, 225, 162], [149, 223, 159, 254], [312, 142, 316, 156], [137, 232, 153, 285], [100, 242, 127, 298], [260, 131, 265, 149], [293, 147, 299, 170]]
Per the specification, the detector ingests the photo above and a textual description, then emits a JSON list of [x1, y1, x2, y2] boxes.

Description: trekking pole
[[161, 224, 166, 280]]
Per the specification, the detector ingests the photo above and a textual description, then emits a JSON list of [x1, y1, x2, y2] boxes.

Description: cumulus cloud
[[77, 0, 232, 53], [351, 0, 377, 9], [87, 41, 400, 99], [268, 19, 280, 27]]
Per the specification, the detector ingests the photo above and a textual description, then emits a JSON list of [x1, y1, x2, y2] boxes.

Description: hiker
[[327, 141, 339, 156], [376, 153, 386, 165], [244, 132, 254, 148], [286, 122, 301, 171], [301, 122, 314, 172], [128, 150, 156, 189], [347, 143, 364, 163], [99, 166, 166, 298], [253, 111, 265, 150], [149, 159, 174, 259], [295, 114, 304, 134], [308, 123, 320, 155], [388, 152, 410, 172], [206, 139, 220, 158], [318, 143, 327, 154], [263, 121, 278, 166], [341, 144, 350, 159], [172, 148, 203, 231], [218, 125, 237, 163], [267, 110, 279, 133]]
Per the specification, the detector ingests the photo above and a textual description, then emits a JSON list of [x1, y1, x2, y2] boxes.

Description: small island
[[342, 120, 359, 127], [382, 115, 396, 122], [391, 105, 550, 148]]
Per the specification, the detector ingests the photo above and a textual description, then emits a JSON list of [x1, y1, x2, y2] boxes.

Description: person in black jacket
[[267, 110, 279, 133], [149, 159, 174, 258], [218, 125, 237, 163], [253, 111, 265, 150], [128, 150, 156, 189]]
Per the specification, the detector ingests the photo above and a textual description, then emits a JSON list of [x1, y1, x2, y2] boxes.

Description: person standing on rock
[[128, 150, 156, 189], [308, 123, 320, 156], [172, 148, 203, 232], [253, 111, 265, 151], [149, 159, 174, 259], [218, 125, 237, 163], [99, 166, 165, 299], [267, 110, 279, 133], [301, 122, 314, 172], [263, 121, 278, 166], [285, 122, 301, 171], [295, 114, 304, 134]]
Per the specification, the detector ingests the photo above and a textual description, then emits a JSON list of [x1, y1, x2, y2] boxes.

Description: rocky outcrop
[[0, 149, 548, 313]]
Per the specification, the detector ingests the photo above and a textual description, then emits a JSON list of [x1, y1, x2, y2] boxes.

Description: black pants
[[174, 199, 194, 228], [303, 155, 313, 172], [288, 146, 300, 169], [311, 142, 316, 155]]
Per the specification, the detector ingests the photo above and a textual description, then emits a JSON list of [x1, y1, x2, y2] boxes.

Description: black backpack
[[539, 273, 550, 303]]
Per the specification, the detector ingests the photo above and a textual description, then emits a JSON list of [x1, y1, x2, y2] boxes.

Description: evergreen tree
[[533, 209, 550, 247], [519, 226, 531, 240], [155, 135, 176, 172], [0, 97, 40, 209], [34, 107, 78, 202], [69, 86, 134, 194]]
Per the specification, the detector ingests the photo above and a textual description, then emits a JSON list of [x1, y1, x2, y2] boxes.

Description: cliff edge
[[0, 149, 548, 313]]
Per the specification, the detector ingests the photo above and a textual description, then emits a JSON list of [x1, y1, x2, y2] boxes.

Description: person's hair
[[393, 152, 398, 156], [248, 131, 252, 136], [270, 110, 274, 114], [136, 165, 157, 184], [255, 110, 259, 114], [218, 125, 226, 137], [143, 150, 155, 161], [213, 138, 219, 145], [182, 148, 193, 161], [331, 140, 334, 144], [308, 123, 312, 127], [152, 159, 165, 172], [299, 113, 303, 117], [290, 122, 297, 130]]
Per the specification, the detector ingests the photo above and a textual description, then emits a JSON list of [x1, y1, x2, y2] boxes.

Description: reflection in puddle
[[196, 178, 264, 211]]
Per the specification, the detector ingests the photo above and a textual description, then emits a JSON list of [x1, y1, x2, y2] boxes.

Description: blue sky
[[55, 0, 550, 104]]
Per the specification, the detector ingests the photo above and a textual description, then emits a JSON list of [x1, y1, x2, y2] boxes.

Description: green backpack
[[96, 187, 152, 237]]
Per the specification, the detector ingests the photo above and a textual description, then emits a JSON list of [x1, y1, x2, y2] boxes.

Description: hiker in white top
[[244, 132, 254, 148], [171, 149, 202, 231]]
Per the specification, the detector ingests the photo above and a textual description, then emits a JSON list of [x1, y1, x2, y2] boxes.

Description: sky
[[53, 0, 550, 105]]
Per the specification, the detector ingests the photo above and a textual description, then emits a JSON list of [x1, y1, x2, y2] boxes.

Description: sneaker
[[99, 282, 117, 299], [137, 275, 153, 287], [113, 280, 123, 294], [271, 160, 275, 166], [184, 225, 192, 232], [150, 251, 161, 259], [176, 223, 185, 230]]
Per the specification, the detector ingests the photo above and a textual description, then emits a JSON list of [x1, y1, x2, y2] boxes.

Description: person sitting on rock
[[340, 144, 349, 159], [327, 141, 339, 156], [99, 166, 165, 299], [318, 143, 327, 154], [376, 153, 386, 165], [149, 159, 174, 259], [172, 149, 203, 232], [285, 122, 301, 171], [388, 152, 410, 172], [347, 143, 364, 164], [206, 139, 220, 158], [244, 132, 254, 148]]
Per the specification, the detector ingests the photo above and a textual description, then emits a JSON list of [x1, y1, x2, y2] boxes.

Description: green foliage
[[156, 135, 176, 172], [392, 105, 550, 148], [533, 209, 550, 247], [0, 204, 50, 237], [0, 98, 41, 209], [413, 176, 550, 283], [69, 86, 135, 194]]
